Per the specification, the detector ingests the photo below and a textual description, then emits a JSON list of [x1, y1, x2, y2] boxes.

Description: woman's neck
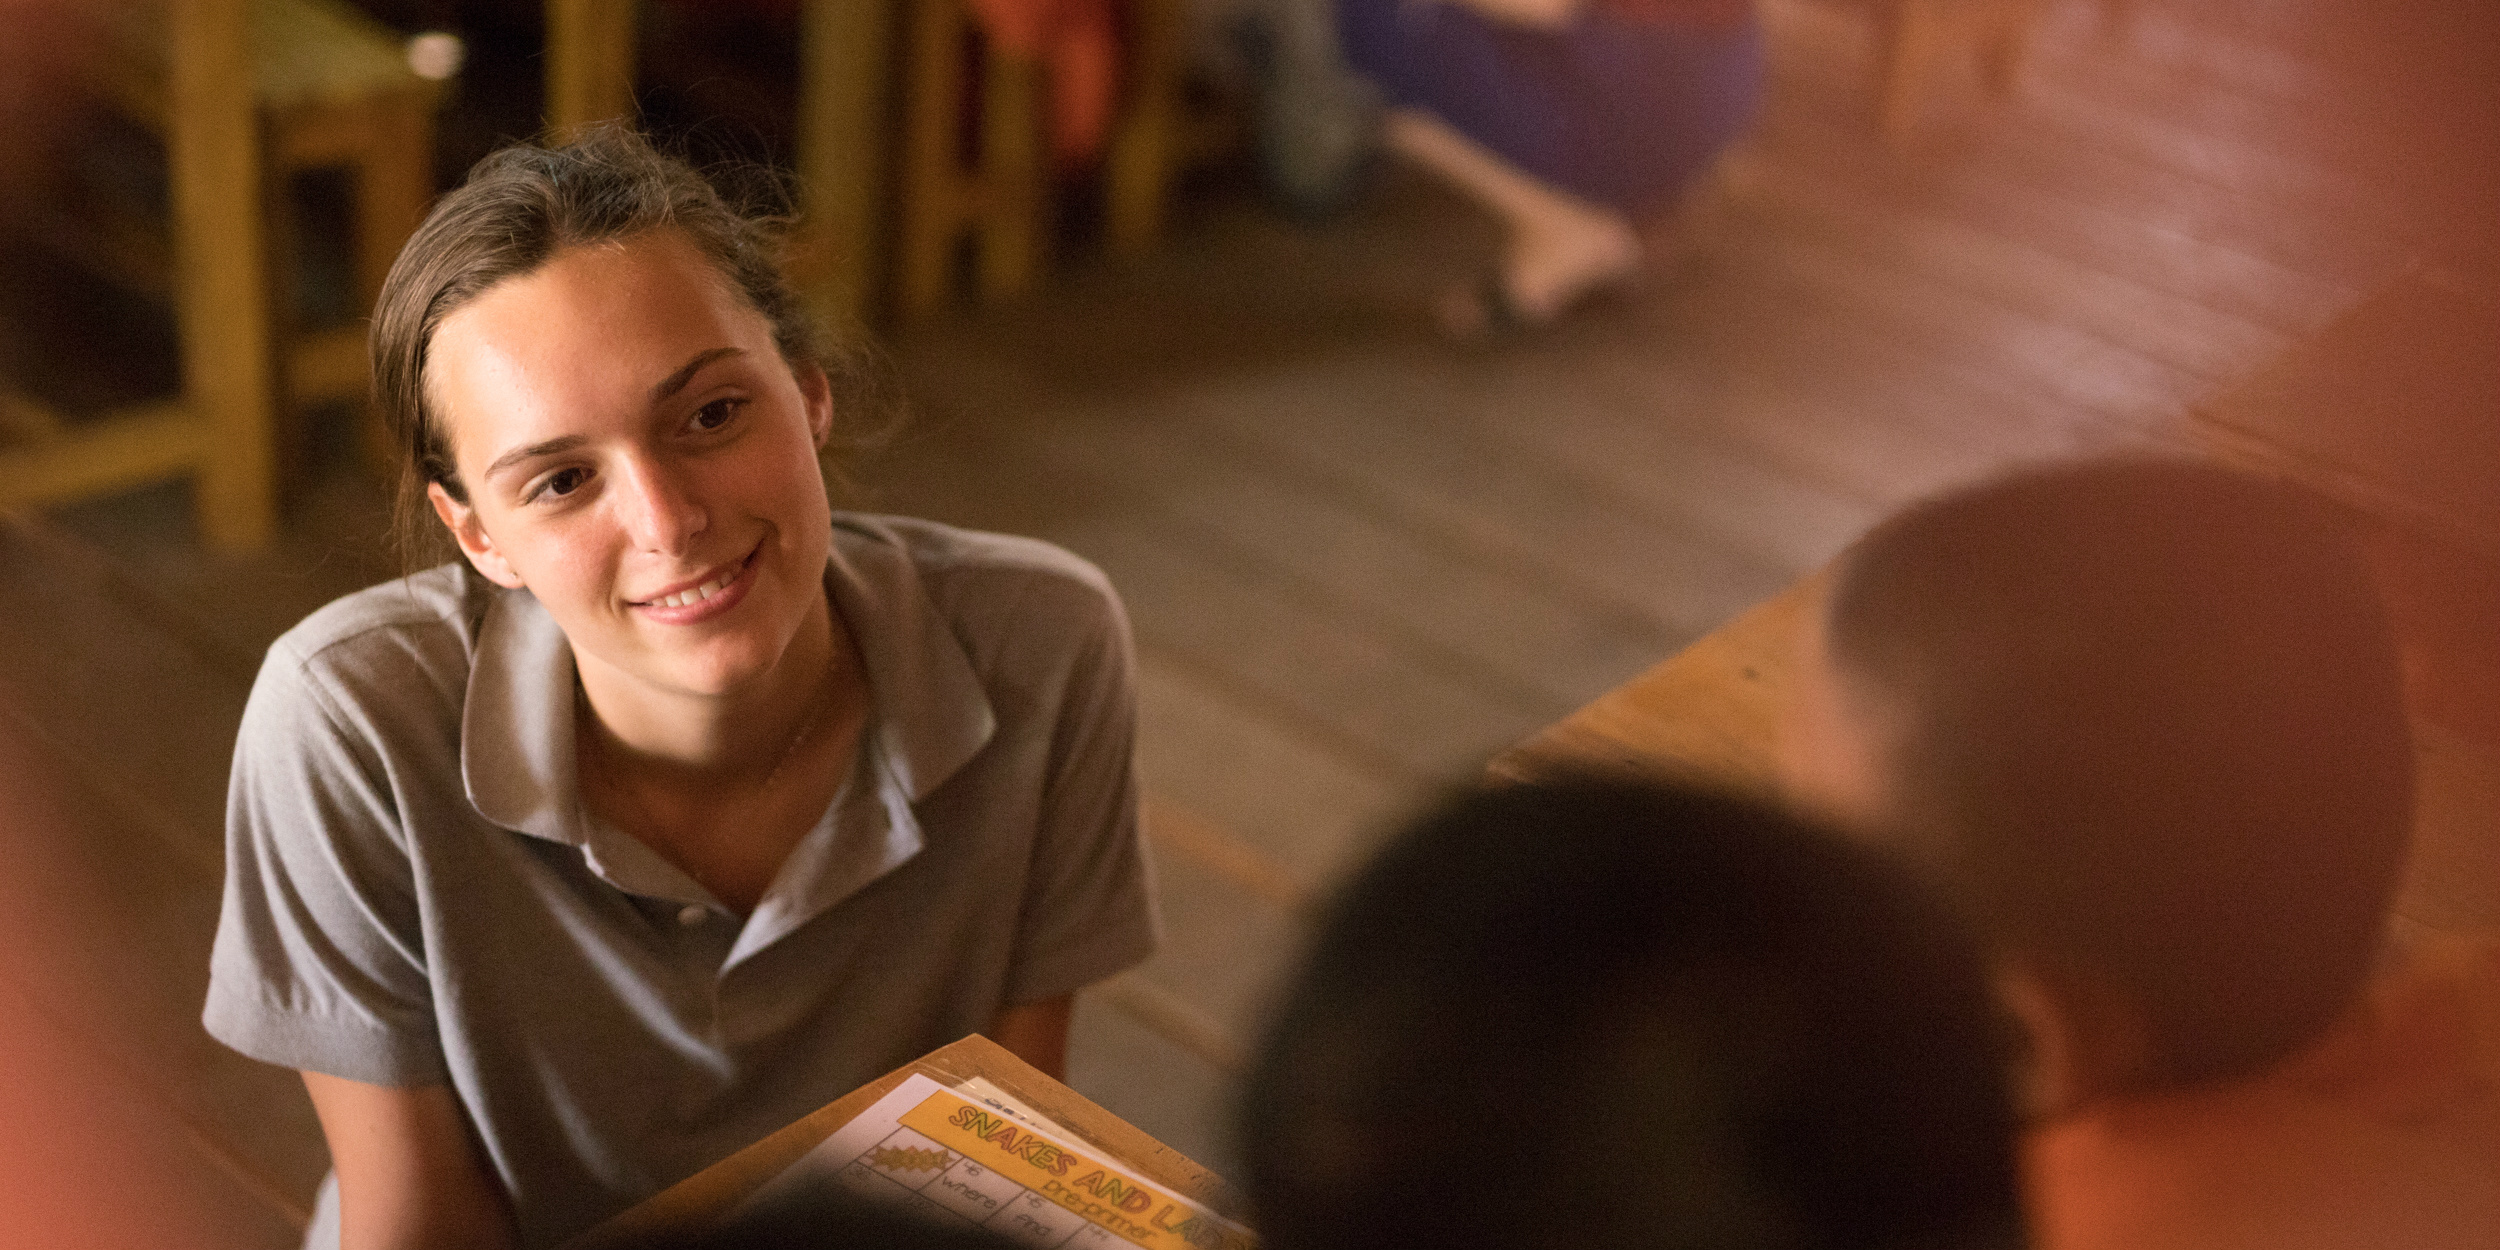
[[573, 592, 849, 787]]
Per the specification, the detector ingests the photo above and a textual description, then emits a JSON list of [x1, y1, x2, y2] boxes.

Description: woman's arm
[[302, 1072, 518, 1250], [988, 994, 1075, 1081]]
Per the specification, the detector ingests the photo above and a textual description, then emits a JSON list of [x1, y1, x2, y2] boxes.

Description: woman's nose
[[616, 457, 708, 554]]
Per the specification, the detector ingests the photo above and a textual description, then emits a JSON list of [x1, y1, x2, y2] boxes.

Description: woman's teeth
[[653, 570, 733, 607]]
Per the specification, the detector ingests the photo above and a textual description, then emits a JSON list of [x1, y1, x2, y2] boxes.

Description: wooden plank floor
[[1, 0, 2489, 1235]]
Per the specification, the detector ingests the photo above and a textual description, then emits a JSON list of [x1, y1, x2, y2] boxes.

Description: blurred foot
[[1437, 207, 1645, 339]]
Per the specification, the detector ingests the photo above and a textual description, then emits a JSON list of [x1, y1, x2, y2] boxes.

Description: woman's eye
[[536, 467, 589, 500], [692, 398, 743, 432]]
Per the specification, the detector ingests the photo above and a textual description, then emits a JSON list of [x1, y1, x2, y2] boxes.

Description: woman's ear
[[428, 481, 525, 589], [798, 361, 834, 450]]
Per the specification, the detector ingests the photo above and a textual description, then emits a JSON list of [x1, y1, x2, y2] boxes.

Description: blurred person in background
[[1240, 776, 2025, 1250], [1243, 0, 1762, 337], [204, 127, 1158, 1250], [1781, 458, 2500, 1250]]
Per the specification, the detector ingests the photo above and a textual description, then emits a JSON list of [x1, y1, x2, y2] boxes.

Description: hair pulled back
[[369, 123, 892, 566]]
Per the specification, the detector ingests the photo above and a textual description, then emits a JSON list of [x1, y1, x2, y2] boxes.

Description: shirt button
[[676, 904, 708, 927]]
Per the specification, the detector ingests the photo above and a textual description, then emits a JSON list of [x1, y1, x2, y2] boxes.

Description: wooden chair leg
[[977, 43, 1043, 303], [171, 0, 276, 549], [262, 139, 312, 489], [1105, 0, 1182, 259], [547, 0, 639, 134], [899, 0, 968, 317], [794, 0, 900, 329]]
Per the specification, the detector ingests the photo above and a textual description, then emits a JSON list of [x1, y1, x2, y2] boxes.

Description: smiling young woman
[[202, 128, 1159, 1250]]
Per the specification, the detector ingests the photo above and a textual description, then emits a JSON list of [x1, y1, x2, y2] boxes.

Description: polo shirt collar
[[822, 515, 997, 802], [460, 516, 998, 853], [463, 583, 585, 847]]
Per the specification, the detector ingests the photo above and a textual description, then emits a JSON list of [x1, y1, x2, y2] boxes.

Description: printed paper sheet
[[748, 1074, 1255, 1250]]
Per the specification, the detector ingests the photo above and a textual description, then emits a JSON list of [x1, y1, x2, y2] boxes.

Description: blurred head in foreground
[[1241, 777, 2023, 1250], [1784, 458, 2413, 1110]]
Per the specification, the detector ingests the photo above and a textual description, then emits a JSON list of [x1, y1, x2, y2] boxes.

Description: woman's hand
[[303, 1073, 518, 1250]]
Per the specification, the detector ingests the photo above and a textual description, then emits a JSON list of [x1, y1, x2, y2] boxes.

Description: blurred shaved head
[[1813, 458, 2412, 1091]]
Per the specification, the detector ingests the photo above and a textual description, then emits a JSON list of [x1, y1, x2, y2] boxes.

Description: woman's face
[[425, 229, 836, 701]]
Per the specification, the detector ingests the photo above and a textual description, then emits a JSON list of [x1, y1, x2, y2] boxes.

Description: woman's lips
[[630, 545, 760, 625]]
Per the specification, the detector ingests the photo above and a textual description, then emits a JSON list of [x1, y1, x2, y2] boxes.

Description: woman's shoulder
[[834, 513, 1119, 615], [256, 563, 499, 705]]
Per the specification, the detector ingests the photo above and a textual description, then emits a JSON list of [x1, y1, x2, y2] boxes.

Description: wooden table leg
[[172, 0, 276, 550]]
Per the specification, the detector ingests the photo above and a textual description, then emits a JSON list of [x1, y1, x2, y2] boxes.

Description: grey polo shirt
[[205, 514, 1158, 1249]]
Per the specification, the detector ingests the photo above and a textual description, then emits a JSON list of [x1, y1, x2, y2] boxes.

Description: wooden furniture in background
[[1102, 0, 1189, 259], [5, 0, 443, 537], [897, 0, 1046, 314], [547, 0, 638, 138], [792, 0, 903, 331], [895, 0, 1197, 316], [543, 0, 900, 327], [246, 0, 441, 467], [0, 0, 274, 549], [1490, 578, 1814, 795], [566, 1034, 1241, 1249], [541, 0, 1197, 324]]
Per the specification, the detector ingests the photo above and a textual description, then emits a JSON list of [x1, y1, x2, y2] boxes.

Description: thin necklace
[[756, 668, 835, 793], [581, 660, 838, 802]]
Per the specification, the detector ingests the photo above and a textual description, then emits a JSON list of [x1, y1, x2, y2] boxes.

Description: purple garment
[[1338, 0, 1765, 214]]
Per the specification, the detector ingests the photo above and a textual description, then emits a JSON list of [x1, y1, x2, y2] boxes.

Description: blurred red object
[[967, 0, 1120, 165]]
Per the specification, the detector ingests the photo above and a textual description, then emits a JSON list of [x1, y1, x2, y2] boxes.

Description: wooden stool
[[0, 0, 274, 548], [897, 0, 1046, 315], [88, 0, 440, 485], [895, 0, 1195, 317]]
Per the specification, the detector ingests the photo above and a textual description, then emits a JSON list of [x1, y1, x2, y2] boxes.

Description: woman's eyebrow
[[650, 346, 745, 404], [484, 434, 587, 481], [479, 348, 748, 482]]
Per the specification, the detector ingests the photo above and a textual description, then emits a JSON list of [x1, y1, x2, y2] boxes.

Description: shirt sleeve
[[1001, 568, 1160, 1005], [203, 644, 447, 1086]]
